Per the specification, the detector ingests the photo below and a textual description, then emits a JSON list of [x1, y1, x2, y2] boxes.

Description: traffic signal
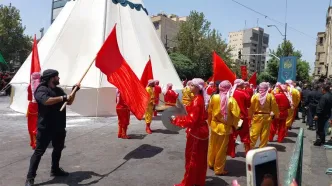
[[238, 51, 242, 59]]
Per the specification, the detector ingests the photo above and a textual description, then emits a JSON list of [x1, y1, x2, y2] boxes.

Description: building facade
[[314, 32, 326, 78], [313, 7, 332, 79], [228, 27, 269, 73], [151, 13, 187, 50], [51, 0, 69, 23]]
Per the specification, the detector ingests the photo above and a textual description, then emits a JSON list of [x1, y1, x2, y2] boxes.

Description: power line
[[231, 0, 316, 40]]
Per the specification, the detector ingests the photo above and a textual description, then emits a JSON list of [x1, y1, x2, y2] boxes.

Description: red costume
[[164, 83, 179, 106], [245, 87, 254, 98], [269, 89, 290, 142], [228, 89, 251, 157], [172, 94, 209, 186], [116, 91, 131, 139], [153, 84, 161, 116], [206, 85, 216, 95]]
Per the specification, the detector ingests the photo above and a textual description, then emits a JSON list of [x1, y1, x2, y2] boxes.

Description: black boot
[[50, 167, 69, 177], [25, 178, 34, 186]]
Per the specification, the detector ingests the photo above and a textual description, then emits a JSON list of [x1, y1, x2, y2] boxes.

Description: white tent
[[9, 0, 182, 116]]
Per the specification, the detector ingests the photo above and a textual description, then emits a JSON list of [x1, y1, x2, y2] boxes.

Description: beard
[[53, 79, 60, 86]]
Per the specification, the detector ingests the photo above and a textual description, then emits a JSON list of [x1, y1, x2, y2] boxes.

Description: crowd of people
[[24, 68, 332, 186], [0, 71, 14, 95]]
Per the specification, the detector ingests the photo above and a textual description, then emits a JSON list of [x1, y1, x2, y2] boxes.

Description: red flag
[[140, 56, 154, 87], [207, 76, 213, 82], [95, 25, 149, 120], [212, 51, 236, 84], [249, 72, 257, 87], [240, 65, 248, 80], [28, 35, 41, 101]]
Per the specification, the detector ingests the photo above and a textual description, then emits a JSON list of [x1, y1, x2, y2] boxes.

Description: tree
[[0, 4, 32, 71], [266, 40, 310, 83], [174, 11, 232, 79], [257, 72, 276, 84], [169, 52, 196, 80]]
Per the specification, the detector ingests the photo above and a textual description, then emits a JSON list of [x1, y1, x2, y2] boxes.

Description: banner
[[240, 65, 248, 80], [277, 56, 297, 83]]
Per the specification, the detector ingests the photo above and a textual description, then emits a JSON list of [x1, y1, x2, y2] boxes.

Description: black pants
[[27, 129, 66, 179], [302, 106, 307, 123], [316, 117, 329, 144], [308, 106, 317, 127]]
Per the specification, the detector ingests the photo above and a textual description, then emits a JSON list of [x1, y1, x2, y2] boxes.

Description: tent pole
[[60, 57, 96, 111]]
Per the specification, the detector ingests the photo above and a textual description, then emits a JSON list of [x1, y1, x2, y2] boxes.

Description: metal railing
[[284, 128, 304, 186]]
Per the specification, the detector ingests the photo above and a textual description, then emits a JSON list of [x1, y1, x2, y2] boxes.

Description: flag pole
[[60, 57, 96, 111]]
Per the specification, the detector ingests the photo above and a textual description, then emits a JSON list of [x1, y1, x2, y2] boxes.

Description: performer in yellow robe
[[182, 80, 194, 109], [145, 80, 155, 134], [285, 80, 301, 129], [208, 80, 241, 175], [249, 82, 279, 149]]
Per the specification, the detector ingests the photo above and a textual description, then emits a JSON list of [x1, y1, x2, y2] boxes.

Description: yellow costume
[[249, 93, 279, 149], [145, 86, 155, 134], [286, 87, 301, 128], [182, 86, 194, 106], [207, 95, 240, 174]]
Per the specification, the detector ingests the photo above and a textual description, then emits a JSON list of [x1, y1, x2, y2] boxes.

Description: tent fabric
[[9, 0, 182, 116]]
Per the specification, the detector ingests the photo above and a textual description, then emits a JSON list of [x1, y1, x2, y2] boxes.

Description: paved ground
[[0, 96, 331, 186]]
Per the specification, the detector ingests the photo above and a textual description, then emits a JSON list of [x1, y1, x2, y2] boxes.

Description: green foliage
[[173, 11, 233, 79], [257, 72, 276, 84], [0, 4, 32, 70], [266, 40, 310, 83], [169, 52, 196, 80]]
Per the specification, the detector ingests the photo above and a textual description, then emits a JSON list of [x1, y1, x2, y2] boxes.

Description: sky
[[0, 0, 329, 72]]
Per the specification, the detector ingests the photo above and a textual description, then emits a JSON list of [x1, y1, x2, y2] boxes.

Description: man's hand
[[72, 83, 81, 93], [67, 94, 74, 102], [314, 116, 318, 121]]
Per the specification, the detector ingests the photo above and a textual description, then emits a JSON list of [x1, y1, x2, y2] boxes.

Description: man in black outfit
[[306, 84, 322, 130], [25, 69, 80, 186], [301, 84, 310, 124], [314, 84, 332, 146]]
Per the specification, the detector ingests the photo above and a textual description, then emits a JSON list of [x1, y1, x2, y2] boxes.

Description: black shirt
[[34, 85, 67, 131], [306, 90, 322, 107], [301, 88, 310, 103], [316, 92, 332, 118]]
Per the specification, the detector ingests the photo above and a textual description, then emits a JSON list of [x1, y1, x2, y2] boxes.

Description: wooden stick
[[60, 57, 96, 111]]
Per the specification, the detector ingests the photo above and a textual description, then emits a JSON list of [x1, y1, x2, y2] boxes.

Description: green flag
[[0, 53, 7, 65]]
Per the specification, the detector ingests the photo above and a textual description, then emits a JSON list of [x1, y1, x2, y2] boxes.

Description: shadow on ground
[[225, 160, 246, 177], [282, 138, 296, 144], [124, 144, 164, 160], [35, 144, 164, 186], [153, 129, 179, 135], [267, 144, 286, 152], [34, 171, 104, 186], [127, 134, 147, 140], [205, 176, 229, 186]]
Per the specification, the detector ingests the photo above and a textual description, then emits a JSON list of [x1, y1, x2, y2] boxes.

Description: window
[[319, 37, 324, 45], [154, 22, 160, 30], [53, 0, 69, 9]]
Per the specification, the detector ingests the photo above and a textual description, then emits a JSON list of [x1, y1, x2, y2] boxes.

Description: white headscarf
[[191, 78, 209, 108], [230, 79, 244, 96]]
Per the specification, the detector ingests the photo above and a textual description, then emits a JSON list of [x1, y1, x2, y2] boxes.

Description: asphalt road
[[0, 96, 331, 186]]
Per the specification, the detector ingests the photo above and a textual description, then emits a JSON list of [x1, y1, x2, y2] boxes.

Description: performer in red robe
[[27, 72, 41, 150], [164, 83, 179, 106], [228, 79, 251, 157], [244, 81, 253, 98], [116, 90, 131, 139], [171, 78, 209, 186], [269, 85, 291, 143], [153, 80, 162, 116], [206, 81, 216, 95]]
